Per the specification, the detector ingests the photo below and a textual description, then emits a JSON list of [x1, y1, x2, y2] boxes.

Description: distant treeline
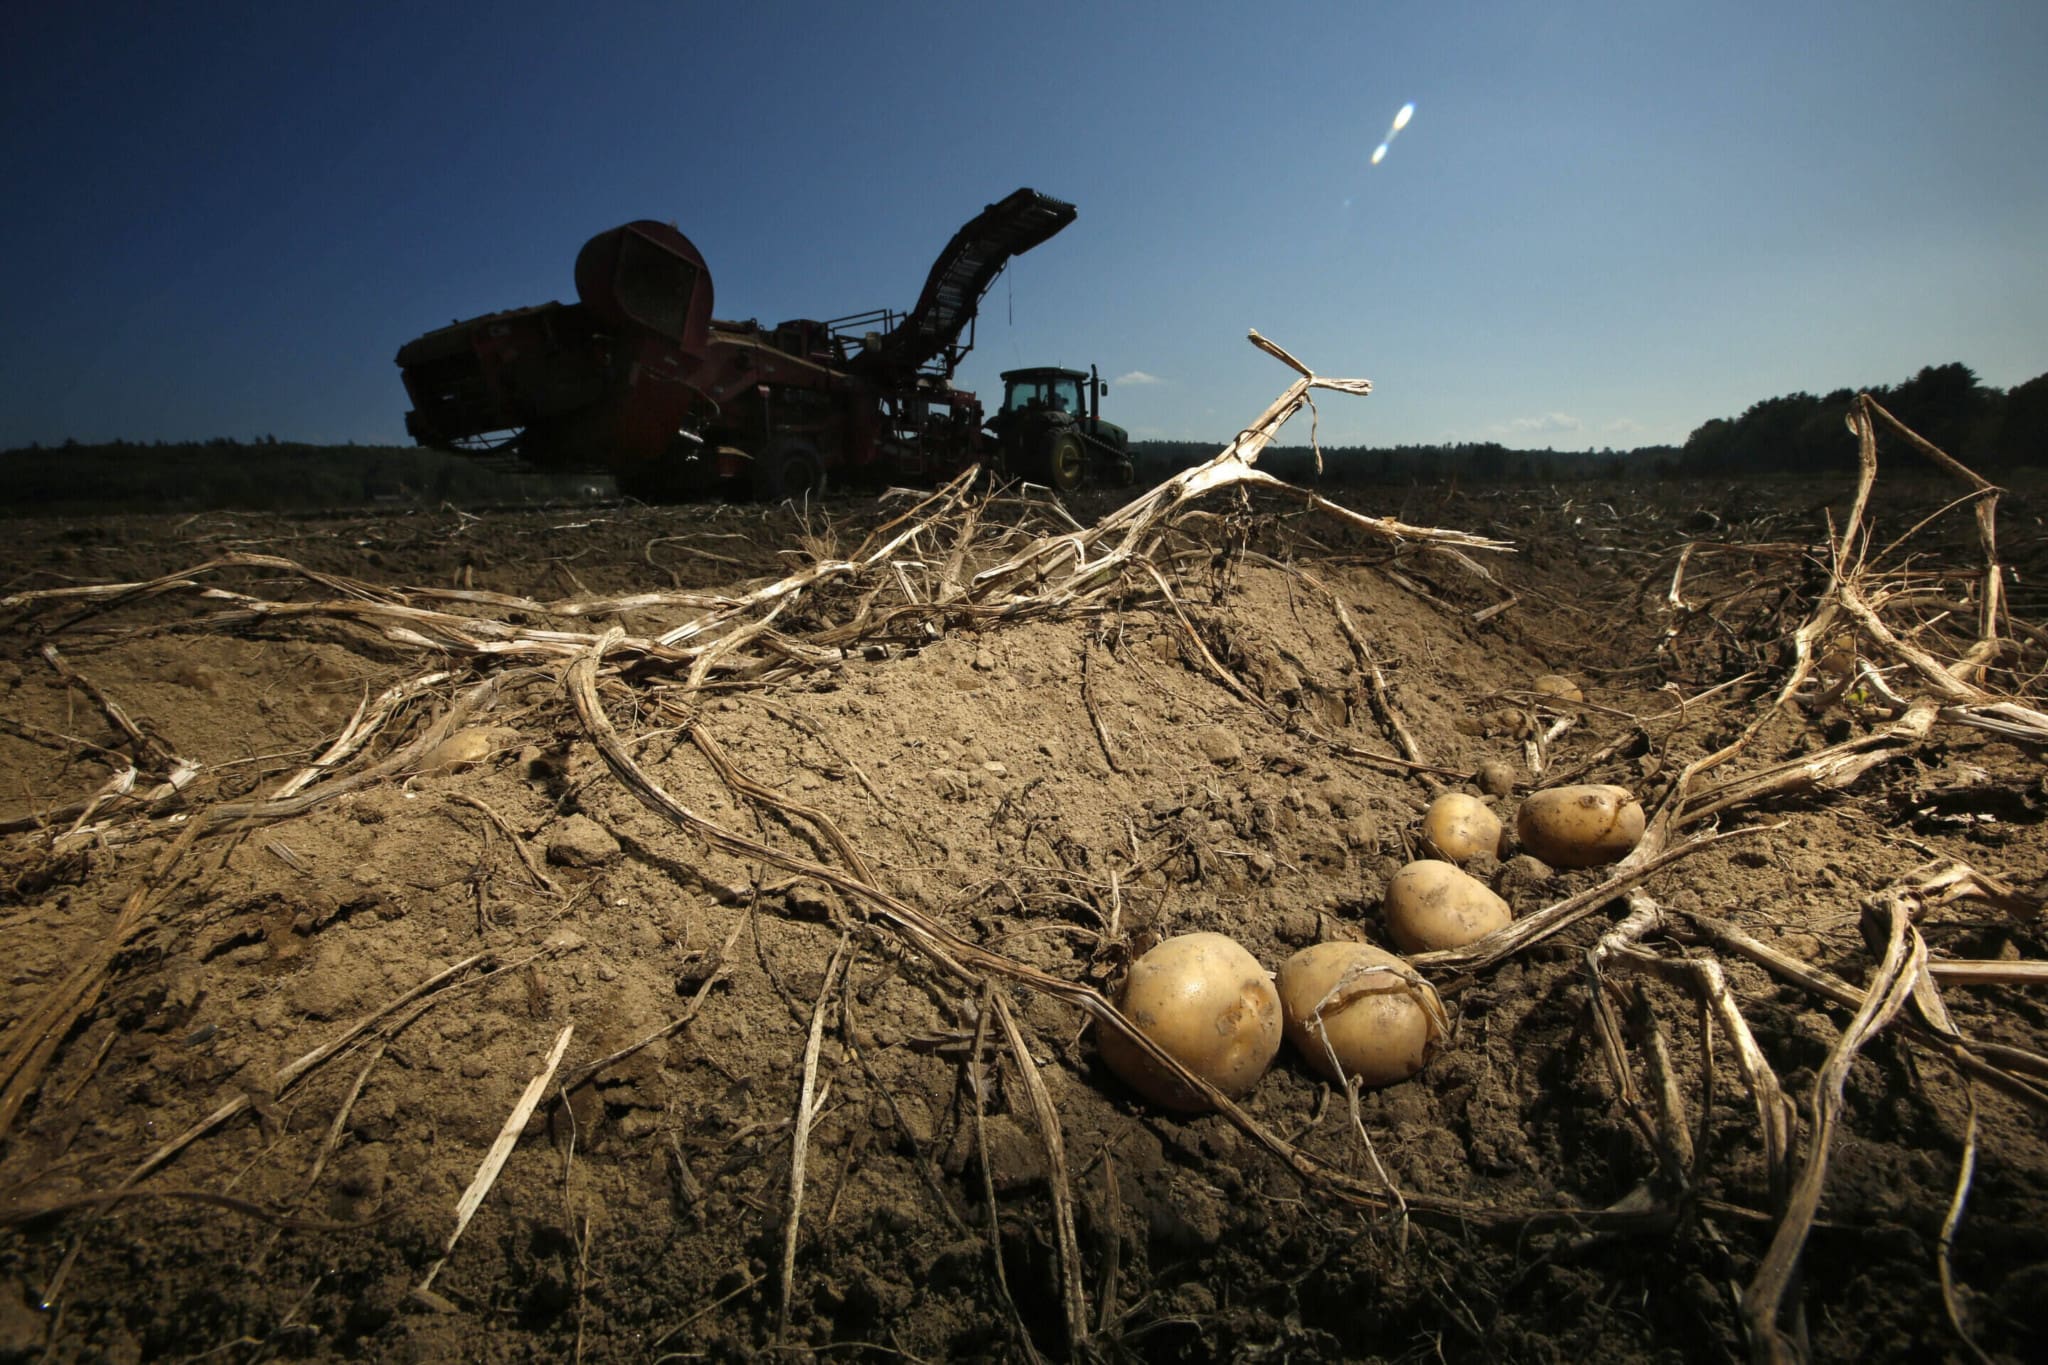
[[0, 436, 600, 514], [9, 360, 2041, 513], [1129, 440, 1666, 486], [1135, 361, 2047, 484], [1675, 363, 2046, 476]]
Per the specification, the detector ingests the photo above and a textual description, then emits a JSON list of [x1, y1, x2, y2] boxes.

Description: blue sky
[[2, 0, 2043, 453]]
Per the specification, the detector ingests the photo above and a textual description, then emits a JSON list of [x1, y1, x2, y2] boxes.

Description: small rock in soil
[[1148, 1189, 1225, 1251], [927, 767, 972, 800], [288, 941, 372, 1020], [1499, 853, 1553, 893], [170, 663, 228, 696], [1318, 778, 1370, 818], [1195, 726, 1243, 764], [1339, 813, 1377, 848], [1276, 909, 1319, 945], [546, 814, 620, 867], [1297, 836, 1349, 872], [944, 1114, 1045, 1191]]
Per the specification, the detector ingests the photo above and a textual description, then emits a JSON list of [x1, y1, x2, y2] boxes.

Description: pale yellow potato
[[1277, 941, 1444, 1086], [1476, 758, 1517, 798], [1532, 673, 1585, 703], [420, 727, 496, 773], [1515, 784, 1645, 868], [1383, 860, 1512, 953], [1419, 792, 1503, 863], [1099, 932, 1283, 1112]]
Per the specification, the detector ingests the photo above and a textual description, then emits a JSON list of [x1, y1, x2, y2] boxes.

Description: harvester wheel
[[1046, 433, 1086, 493], [753, 440, 827, 503]]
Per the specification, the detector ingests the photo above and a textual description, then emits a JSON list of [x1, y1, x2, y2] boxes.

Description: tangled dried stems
[[1565, 396, 2046, 1361], [3, 335, 2044, 1362]]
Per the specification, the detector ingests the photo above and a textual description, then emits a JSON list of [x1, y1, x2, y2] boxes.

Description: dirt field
[[2, 418, 2044, 1362]]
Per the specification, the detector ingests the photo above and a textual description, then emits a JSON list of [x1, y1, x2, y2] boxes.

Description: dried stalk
[[993, 991, 1089, 1355], [967, 985, 1043, 1364], [1743, 903, 1921, 1362], [38, 643, 183, 773], [1600, 924, 1797, 1213], [448, 793, 561, 896], [775, 933, 850, 1340], [1937, 1086, 1992, 1365], [35, 946, 532, 1307], [0, 818, 205, 1145], [418, 1021, 576, 1296], [1676, 911, 2048, 1114]]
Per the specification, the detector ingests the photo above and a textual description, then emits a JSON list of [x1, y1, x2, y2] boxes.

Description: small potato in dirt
[[1277, 941, 1445, 1086], [1419, 792, 1503, 863], [1383, 860, 1512, 953], [1476, 758, 1517, 798], [1099, 932, 1283, 1113], [420, 727, 496, 773], [1516, 784, 1645, 868], [1531, 673, 1585, 704]]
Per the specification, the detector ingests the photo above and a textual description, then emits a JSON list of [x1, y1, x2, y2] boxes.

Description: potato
[[1383, 860, 1512, 953], [1532, 673, 1585, 703], [420, 727, 496, 773], [1419, 792, 1503, 863], [1482, 707, 1533, 739], [1476, 758, 1517, 798], [1098, 932, 1283, 1112], [1277, 941, 1445, 1086], [1515, 784, 1645, 868]]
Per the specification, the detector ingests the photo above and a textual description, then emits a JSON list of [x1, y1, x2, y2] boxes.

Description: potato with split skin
[[1277, 941, 1445, 1086], [1098, 932, 1283, 1112], [1419, 792, 1503, 863], [1516, 783, 1645, 868], [1383, 859, 1512, 953]]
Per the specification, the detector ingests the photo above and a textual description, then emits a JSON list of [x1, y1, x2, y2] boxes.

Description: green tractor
[[985, 365, 1135, 492]]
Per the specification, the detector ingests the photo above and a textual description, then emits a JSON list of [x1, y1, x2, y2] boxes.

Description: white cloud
[[1114, 371, 1167, 387], [1479, 411, 1583, 439], [1508, 411, 1583, 435]]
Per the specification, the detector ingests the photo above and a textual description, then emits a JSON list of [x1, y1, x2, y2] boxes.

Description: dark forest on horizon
[[1138, 361, 2048, 484], [4, 361, 2043, 513]]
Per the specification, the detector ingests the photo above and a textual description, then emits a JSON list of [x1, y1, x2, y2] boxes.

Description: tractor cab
[[1000, 368, 1093, 419], [987, 365, 1132, 491]]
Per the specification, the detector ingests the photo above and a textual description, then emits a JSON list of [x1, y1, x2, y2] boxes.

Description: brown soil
[[1, 461, 2043, 1363]]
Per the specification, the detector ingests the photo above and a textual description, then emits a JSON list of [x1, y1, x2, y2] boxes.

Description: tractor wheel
[[753, 439, 827, 503], [1110, 458, 1136, 487], [1046, 433, 1086, 493]]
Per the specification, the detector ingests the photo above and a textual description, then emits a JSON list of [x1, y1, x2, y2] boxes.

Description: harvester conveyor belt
[[851, 187, 1076, 380]]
